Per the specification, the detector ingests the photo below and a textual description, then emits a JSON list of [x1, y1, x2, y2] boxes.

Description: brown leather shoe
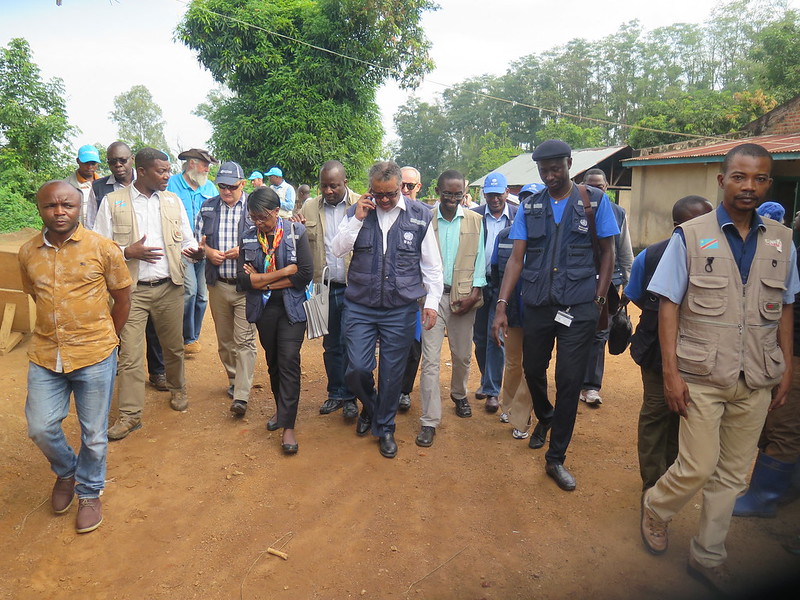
[[640, 494, 669, 555], [148, 373, 168, 391], [107, 417, 142, 441], [687, 556, 737, 596], [484, 395, 500, 413], [76, 497, 103, 533], [170, 389, 189, 411], [51, 476, 75, 514]]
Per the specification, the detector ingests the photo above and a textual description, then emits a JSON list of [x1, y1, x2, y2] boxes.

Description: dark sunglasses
[[107, 157, 130, 166], [401, 182, 417, 190], [218, 183, 240, 191], [370, 189, 400, 201]]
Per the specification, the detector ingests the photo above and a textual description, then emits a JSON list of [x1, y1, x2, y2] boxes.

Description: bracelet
[[496, 298, 509, 306]]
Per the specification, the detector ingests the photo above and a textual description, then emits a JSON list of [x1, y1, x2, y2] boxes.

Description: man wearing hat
[[492, 140, 619, 491], [265, 167, 296, 219], [196, 161, 257, 416], [248, 171, 264, 188], [65, 144, 102, 228], [167, 149, 219, 354], [472, 172, 517, 414]]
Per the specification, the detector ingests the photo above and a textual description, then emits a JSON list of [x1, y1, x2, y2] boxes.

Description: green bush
[[0, 185, 41, 233]]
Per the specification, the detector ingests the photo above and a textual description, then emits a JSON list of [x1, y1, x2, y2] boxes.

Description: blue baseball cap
[[265, 167, 283, 178], [757, 201, 786, 222], [216, 161, 245, 185], [77, 144, 101, 164], [483, 172, 507, 194], [519, 183, 545, 198], [248, 171, 263, 180]]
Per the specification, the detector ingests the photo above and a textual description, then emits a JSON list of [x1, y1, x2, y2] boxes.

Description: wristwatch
[[594, 296, 606, 306]]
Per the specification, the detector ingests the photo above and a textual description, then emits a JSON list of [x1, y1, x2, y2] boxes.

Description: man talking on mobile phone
[[332, 161, 443, 458]]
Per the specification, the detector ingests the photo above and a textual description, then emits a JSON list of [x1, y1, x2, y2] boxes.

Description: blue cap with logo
[[519, 183, 545, 198], [216, 161, 245, 185], [77, 144, 101, 164], [265, 167, 283, 178], [483, 172, 507, 194]]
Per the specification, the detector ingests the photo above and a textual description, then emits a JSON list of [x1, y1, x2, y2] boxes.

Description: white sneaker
[[512, 428, 529, 439], [583, 389, 602, 405], [499, 412, 509, 423]]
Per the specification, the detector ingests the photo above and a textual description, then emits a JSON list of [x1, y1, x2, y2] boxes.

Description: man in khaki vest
[[416, 170, 486, 448], [640, 143, 800, 594], [94, 148, 204, 440], [297, 160, 360, 418]]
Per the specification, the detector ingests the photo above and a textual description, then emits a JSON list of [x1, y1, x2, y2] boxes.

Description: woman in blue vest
[[237, 187, 312, 454]]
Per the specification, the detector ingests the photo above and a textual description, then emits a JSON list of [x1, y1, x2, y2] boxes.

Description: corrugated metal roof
[[470, 146, 629, 187], [625, 133, 800, 166]]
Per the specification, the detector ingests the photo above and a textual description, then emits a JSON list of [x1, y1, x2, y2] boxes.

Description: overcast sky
[[3, 0, 797, 156]]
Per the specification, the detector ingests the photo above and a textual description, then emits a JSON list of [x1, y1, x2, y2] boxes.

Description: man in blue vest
[[332, 161, 443, 458], [493, 140, 619, 491]]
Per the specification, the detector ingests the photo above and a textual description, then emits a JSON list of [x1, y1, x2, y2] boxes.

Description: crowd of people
[[17, 138, 800, 596]]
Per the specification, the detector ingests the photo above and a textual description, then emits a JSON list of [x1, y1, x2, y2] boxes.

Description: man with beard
[[167, 149, 219, 354], [95, 148, 204, 440]]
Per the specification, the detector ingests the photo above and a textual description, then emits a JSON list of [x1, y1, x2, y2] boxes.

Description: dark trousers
[[522, 302, 598, 465], [344, 299, 417, 436], [582, 324, 609, 391], [145, 316, 164, 376], [322, 286, 354, 401], [401, 338, 422, 395], [637, 366, 679, 490], [256, 300, 306, 429]]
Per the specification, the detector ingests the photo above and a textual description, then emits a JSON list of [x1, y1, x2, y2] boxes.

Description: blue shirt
[[482, 204, 513, 275], [508, 187, 620, 241], [625, 249, 647, 305], [167, 173, 218, 231], [272, 180, 296, 213], [649, 206, 800, 305]]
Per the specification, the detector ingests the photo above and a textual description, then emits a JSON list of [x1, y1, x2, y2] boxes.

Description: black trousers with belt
[[522, 301, 599, 465], [256, 299, 306, 429]]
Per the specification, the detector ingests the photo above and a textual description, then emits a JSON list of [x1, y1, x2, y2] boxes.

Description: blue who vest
[[197, 193, 249, 287], [520, 186, 600, 307], [492, 226, 524, 328], [345, 199, 432, 308], [240, 221, 308, 324]]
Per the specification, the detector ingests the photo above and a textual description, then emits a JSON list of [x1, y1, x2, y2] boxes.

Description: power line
[[175, 0, 730, 143]]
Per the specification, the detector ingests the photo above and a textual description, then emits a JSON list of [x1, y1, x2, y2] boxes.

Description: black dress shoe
[[266, 416, 279, 431], [452, 396, 472, 418], [475, 392, 487, 400], [415, 426, 435, 447], [545, 462, 576, 491], [484, 395, 500, 413], [528, 421, 551, 449], [379, 432, 397, 458], [230, 399, 247, 416], [319, 398, 343, 414], [356, 412, 372, 436], [281, 442, 299, 455], [342, 400, 358, 419], [398, 393, 411, 412]]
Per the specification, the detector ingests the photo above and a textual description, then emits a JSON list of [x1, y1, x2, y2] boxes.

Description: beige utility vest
[[432, 207, 484, 309], [302, 190, 359, 284], [677, 211, 792, 389], [104, 188, 186, 285]]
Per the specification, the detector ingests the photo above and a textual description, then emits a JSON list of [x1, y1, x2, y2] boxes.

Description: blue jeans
[[25, 351, 117, 498], [323, 286, 355, 401], [183, 257, 208, 344], [344, 299, 417, 436], [473, 288, 504, 396]]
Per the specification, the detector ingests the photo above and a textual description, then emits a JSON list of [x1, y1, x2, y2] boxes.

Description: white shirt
[[331, 197, 443, 310], [323, 193, 348, 283], [94, 185, 199, 282]]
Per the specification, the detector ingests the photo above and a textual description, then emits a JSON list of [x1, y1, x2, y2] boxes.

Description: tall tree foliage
[[110, 85, 171, 155], [0, 38, 74, 201], [178, 0, 436, 184], [393, 0, 796, 181]]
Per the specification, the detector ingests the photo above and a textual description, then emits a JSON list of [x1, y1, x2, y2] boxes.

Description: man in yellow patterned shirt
[[19, 181, 132, 534]]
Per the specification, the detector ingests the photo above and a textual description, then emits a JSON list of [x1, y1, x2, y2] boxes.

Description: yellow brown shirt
[[18, 224, 132, 372]]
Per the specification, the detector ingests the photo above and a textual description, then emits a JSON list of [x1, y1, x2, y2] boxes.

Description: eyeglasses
[[401, 182, 417, 190], [440, 191, 465, 201], [218, 183, 241, 191], [107, 157, 130, 166], [369, 189, 400, 201], [249, 209, 279, 224]]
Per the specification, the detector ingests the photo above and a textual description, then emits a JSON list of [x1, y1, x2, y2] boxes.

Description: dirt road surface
[[1, 306, 798, 599]]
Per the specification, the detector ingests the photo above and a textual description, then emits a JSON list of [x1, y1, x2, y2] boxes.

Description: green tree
[[392, 97, 450, 191], [749, 9, 800, 103], [0, 38, 74, 200], [535, 120, 603, 150], [110, 85, 170, 155], [178, 0, 437, 184]]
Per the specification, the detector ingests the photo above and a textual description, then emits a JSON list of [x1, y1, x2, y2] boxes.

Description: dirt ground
[[1, 304, 799, 600]]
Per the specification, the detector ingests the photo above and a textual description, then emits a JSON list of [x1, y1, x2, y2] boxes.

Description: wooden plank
[[0, 289, 35, 332], [0, 331, 24, 355], [0, 303, 15, 346], [0, 250, 24, 291]]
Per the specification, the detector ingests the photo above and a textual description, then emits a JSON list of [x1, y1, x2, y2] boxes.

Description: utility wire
[[176, 0, 731, 143]]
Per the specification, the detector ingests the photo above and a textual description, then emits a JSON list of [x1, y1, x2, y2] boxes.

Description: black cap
[[531, 139, 572, 161]]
